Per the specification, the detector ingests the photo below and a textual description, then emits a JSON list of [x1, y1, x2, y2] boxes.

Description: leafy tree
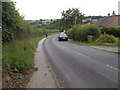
[[59, 8, 84, 31], [2, 2, 24, 42], [0, 2, 2, 25], [2, 2, 43, 42]]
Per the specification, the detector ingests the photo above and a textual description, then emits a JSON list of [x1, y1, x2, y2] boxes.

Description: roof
[[93, 15, 120, 27], [95, 16, 116, 27]]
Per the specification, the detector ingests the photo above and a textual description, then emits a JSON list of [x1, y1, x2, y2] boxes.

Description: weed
[[3, 36, 44, 73]]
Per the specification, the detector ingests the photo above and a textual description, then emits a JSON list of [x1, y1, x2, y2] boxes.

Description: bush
[[67, 24, 101, 41], [66, 28, 74, 39], [96, 34, 118, 44], [2, 2, 46, 42], [67, 25, 80, 40], [100, 27, 120, 37]]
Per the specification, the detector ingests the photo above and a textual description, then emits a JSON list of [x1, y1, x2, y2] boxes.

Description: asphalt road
[[43, 35, 118, 88]]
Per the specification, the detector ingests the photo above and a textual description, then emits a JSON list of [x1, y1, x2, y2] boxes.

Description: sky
[[12, 0, 120, 20]]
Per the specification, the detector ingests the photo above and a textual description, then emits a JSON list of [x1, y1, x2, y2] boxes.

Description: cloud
[[13, 0, 119, 20], [118, 1, 120, 15]]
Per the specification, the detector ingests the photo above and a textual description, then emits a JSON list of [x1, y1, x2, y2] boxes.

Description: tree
[[59, 8, 84, 31], [2, 2, 40, 42], [2, 2, 24, 42]]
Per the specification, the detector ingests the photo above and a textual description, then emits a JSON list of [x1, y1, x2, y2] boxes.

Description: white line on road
[[73, 50, 119, 71], [61, 45, 91, 59], [106, 64, 119, 71], [72, 50, 90, 59], [62, 45, 68, 49], [61, 45, 119, 71]]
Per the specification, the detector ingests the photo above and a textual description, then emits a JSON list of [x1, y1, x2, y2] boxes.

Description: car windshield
[[59, 32, 67, 37]]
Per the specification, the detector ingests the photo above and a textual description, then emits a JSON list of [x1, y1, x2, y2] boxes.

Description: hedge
[[100, 27, 120, 37], [67, 24, 101, 41]]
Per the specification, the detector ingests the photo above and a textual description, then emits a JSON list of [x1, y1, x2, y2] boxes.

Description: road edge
[[68, 40, 119, 53], [42, 38, 63, 88], [27, 38, 57, 88], [89, 46, 119, 53]]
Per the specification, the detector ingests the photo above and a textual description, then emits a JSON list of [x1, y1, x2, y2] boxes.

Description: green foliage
[[69, 38, 119, 46], [100, 27, 120, 37], [2, 2, 24, 42], [2, 2, 23, 30], [66, 28, 74, 39], [3, 37, 44, 73], [58, 8, 84, 30], [67, 24, 101, 41], [2, 1, 60, 74], [96, 34, 118, 44], [2, 2, 46, 42]]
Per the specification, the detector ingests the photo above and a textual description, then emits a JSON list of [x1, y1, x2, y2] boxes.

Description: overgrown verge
[[2, 32, 60, 88], [2, 36, 44, 88], [96, 34, 119, 46], [69, 38, 119, 46], [3, 37, 44, 72], [2, 1, 60, 88]]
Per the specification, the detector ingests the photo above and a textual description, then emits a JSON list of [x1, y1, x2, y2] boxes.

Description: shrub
[[96, 34, 118, 44], [67, 24, 101, 41], [67, 28, 74, 39], [100, 27, 120, 37]]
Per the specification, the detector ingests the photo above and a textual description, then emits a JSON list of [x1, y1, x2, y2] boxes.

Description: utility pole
[[74, 16, 77, 25]]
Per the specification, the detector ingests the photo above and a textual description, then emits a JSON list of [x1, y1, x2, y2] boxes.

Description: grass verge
[[69, 39, 119, 46], [2, 36, 45, 88], [3, 36, 45, 73], [2, 32, 60, 88]]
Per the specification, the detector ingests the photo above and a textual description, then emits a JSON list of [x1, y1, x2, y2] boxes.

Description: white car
[[58, 32, 68, 41]]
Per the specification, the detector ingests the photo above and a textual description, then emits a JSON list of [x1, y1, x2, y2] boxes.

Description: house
[[93, 11, 120, 28], [83, 16, 103, 25]]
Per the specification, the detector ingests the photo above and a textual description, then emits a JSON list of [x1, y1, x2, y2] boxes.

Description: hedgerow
[[67, 24, 101, 41], [100, 27, 120, 37]]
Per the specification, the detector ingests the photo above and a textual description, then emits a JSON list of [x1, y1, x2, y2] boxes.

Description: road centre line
[[62, 45, 90, 59], [62, 45, 68, 49], [73, 50, 119, 71], [106, 64, 119, 71], [73, 49, 119, 71], [72, 50, 90, 59], [61, 45, 119, 71]]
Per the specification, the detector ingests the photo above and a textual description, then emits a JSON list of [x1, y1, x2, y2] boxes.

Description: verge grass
[[69, 39, 119, 46], [3, 36, 44, 73], [2, 32, 60, 73]]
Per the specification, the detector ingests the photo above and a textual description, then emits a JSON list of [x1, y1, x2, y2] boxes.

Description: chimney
[[112, 11, 115, 16], [108, 13, 110, 17]]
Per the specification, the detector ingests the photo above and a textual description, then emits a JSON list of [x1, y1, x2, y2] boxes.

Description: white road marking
[[72, 50, 119, 71], [62, 45, 119, 71], [62, 45, 68, 49], [72, 50, 90, 59], [106, 64, 119, 71], [62, 45, 91, 59]]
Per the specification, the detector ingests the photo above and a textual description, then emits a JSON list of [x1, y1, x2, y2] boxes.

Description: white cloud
[[118, 1, 120, 15], [13, 0, 119, 20]]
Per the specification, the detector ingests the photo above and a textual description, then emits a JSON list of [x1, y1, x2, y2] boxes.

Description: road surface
[[43, 35, 118, 88]]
